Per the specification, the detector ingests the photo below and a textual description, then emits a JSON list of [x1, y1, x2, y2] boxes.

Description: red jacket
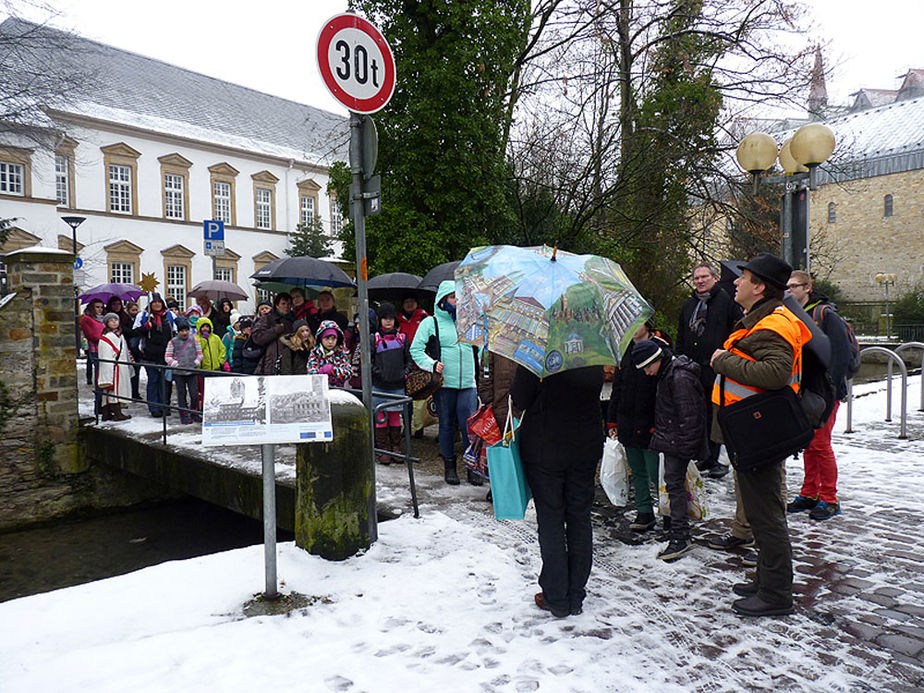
[[398, 308, 429, 343], [80, 314, 106, 353]]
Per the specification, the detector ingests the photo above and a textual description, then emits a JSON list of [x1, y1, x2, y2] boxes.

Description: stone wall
[[809, 169, 924, 303], [0, 247, 156, 531]]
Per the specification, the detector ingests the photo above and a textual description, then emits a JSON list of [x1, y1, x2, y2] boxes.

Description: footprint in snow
[[324, 675, 354, 691]]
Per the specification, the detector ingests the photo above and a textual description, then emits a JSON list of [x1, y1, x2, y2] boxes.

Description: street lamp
[[875, 272, 897, 338], [735, 123, 836, 271], [60, 215, 86, 357]]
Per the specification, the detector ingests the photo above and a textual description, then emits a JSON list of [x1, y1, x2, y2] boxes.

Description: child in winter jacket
[[371, 302, 413, 464], [165, 316, 204, 424], [197, 317, 227, 371], [631, 339, 707, 564], [306, 320, 354, 387]]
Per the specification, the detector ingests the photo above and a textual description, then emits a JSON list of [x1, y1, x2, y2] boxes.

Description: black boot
[[443, 456, 460, 485]]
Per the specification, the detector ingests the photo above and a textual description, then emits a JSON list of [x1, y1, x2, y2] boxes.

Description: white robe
[[97, 331, 133, 406]]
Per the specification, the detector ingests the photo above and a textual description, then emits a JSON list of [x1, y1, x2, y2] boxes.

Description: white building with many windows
[[0, 18, 347, 311]]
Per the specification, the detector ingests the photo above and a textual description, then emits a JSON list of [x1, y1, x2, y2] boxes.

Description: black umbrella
[[367, 272, 424, 301], [717, 260, 744, 301], [418, 261, 460, 293], [250, 256, 355, 292]]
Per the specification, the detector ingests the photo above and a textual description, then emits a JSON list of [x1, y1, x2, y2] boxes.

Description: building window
[[827, 201, 836, 223], [101, 143, 140, 215], [301, 196, 315, 225], [163, 173, 185, 220], [330, 198, 342, 235], [214, 266, 233, 283], [214, 181, 232, 223], [108, 164, 132, 214], [255, 187, 272, 229], [110, 262, 134, 284], [166, 264, 187, 309], [884, 194, 893, 218], [55, 155, 70, 206], [0, 162, 24, 196]]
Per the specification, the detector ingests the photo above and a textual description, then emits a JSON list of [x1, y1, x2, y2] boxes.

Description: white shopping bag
[[658, 457, 709, 520], [600, 438, 629, 507]]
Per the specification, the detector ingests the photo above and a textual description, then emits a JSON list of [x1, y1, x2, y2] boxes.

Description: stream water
[[0, 498, 292, 603]]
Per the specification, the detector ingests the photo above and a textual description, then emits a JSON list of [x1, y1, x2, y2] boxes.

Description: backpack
[[799, 347, 836, 429], [812, 304, 861, 381]]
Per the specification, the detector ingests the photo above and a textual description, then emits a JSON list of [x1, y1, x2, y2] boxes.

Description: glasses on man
[[785, 283, 807, 290]]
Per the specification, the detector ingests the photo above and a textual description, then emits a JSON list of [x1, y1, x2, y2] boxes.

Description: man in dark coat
[[512, 365, 604, 618], [250, 292, 295, 375], [676, 262, 740, 478], [308, 290, 349, 332], [632, 340, 707, 562]]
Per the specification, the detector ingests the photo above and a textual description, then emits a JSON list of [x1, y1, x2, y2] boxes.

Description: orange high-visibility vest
[[712, 305, 812, 406]]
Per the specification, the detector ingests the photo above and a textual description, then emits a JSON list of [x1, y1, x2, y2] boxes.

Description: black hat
[[631, 339, 663, 369], [377, 302, 397, 320], [239, 317, 253, 330], [174, 316, 189, 331], [739, 253, 792, 290], [166, 298, 179, 309], [293, 319, 309, 332]]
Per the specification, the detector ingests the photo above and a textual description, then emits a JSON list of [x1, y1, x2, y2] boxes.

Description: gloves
[[318, 364, 334, 375], [222, 361, 231, 372]]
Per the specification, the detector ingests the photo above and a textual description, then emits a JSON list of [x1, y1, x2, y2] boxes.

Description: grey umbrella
[[187, 280, 250, 301], [250, 256, 355, 292]]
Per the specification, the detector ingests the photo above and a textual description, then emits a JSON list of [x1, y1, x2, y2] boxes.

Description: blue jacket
[[410, 279, 475, 390]]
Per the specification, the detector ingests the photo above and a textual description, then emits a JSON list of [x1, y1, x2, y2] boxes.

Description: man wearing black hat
[[709, 253, 813, 617]]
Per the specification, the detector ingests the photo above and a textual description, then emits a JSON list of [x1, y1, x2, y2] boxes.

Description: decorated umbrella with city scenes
[[455, 245, 653, 378]]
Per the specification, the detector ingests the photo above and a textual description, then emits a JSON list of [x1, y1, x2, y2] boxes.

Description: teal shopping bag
[[486, 403, 531, 520]]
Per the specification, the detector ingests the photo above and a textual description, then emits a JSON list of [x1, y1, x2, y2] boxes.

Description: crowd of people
[[82, 252, 852, 620]]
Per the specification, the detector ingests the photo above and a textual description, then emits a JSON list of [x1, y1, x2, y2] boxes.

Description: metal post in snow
[[262, 443, 279, 600], [350, 110, 378, 543]]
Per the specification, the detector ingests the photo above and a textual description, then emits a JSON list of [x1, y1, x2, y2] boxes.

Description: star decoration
[[140, 272, 160, 293]]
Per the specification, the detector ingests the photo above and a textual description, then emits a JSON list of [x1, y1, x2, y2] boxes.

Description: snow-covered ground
[[5, 375, 922, 691]]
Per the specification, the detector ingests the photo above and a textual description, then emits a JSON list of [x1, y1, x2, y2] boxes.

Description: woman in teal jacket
[[410, 279, 477, 485]]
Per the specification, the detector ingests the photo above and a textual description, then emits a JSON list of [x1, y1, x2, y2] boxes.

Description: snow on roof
[[0, 17, 348, 165], [2, 245, 73, 257]]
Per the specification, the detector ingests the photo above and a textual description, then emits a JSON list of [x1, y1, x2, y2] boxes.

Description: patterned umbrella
[[78, 282, 145, 304], [455, 245, 653, 377]]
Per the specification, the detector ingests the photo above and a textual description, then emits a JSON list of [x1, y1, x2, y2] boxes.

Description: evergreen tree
[[285, 218, 333, 258], [348, 0, 530, 273]]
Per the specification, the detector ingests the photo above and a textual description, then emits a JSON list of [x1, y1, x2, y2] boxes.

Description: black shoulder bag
[[716, 360, 814, 472]]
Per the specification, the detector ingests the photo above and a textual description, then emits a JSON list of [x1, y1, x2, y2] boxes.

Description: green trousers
[[625, 446, 660, 513]]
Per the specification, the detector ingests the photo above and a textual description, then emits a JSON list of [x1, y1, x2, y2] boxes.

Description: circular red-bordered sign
[[317, 14, 395, 114]]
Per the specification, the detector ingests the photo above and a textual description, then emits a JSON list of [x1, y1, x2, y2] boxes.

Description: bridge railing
[[91, 358, 421, 517]]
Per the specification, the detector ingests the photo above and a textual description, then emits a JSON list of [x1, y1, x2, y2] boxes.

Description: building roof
[[0, 17, 348, 165], [848, 89, 899, 112]]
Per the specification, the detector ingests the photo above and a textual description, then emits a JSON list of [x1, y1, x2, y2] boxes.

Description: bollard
[[295, 391, 374, 560]]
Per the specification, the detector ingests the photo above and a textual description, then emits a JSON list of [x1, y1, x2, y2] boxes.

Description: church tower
[[808, 46, 828, 118]]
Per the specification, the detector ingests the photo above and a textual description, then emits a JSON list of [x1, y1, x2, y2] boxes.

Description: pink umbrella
[[78, 282, 145, 304]]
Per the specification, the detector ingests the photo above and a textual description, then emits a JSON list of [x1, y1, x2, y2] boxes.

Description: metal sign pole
[[350, 111, 378, 543], [261, 443, 278, 599]]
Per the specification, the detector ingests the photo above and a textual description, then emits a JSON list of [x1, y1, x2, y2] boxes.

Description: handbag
[[657, 458, 708, 520], [599, 438, 629, 507], [486, 399, 531, 520], [716, 375, 815, 470], [406, 319, 443, 400]]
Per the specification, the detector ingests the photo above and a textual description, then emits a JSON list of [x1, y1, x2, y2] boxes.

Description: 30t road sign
[[317, 14, 395, 114]]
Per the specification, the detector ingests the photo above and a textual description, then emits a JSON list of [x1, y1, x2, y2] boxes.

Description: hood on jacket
[[197, 316, 215, 336], [315, 319, 344, 348], [435, 279, 456, 318]]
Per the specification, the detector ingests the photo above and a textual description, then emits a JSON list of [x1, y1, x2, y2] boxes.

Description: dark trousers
[[88, 352, 102, 410], [434, 387, 477, 460], [737, 460, 793, 606], [663, 454, 691, 538], [525, 461, 596, 614], [173, 374, 199, 416], [145, 364, 171, 415]]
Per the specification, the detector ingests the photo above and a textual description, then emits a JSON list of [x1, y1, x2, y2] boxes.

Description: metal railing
[[91, 358, 421, 517], [844, 346, 909, 439]]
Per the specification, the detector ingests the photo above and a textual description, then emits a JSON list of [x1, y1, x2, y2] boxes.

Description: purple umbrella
[[79, 282, 145, 304]]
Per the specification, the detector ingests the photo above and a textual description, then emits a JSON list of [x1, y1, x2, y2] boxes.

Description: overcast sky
[[7, 0, 924, 115]]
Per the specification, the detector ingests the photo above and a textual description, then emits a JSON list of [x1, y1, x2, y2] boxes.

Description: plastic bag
[[599, 438, 629, 506], [657, 457, 708, 520]]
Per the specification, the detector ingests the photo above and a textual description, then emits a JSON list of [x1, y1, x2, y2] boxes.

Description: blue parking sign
[[203, 220, 224, 241]]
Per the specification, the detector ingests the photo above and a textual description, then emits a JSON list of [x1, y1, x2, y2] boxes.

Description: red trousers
[[800, 400, 839, 503]]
